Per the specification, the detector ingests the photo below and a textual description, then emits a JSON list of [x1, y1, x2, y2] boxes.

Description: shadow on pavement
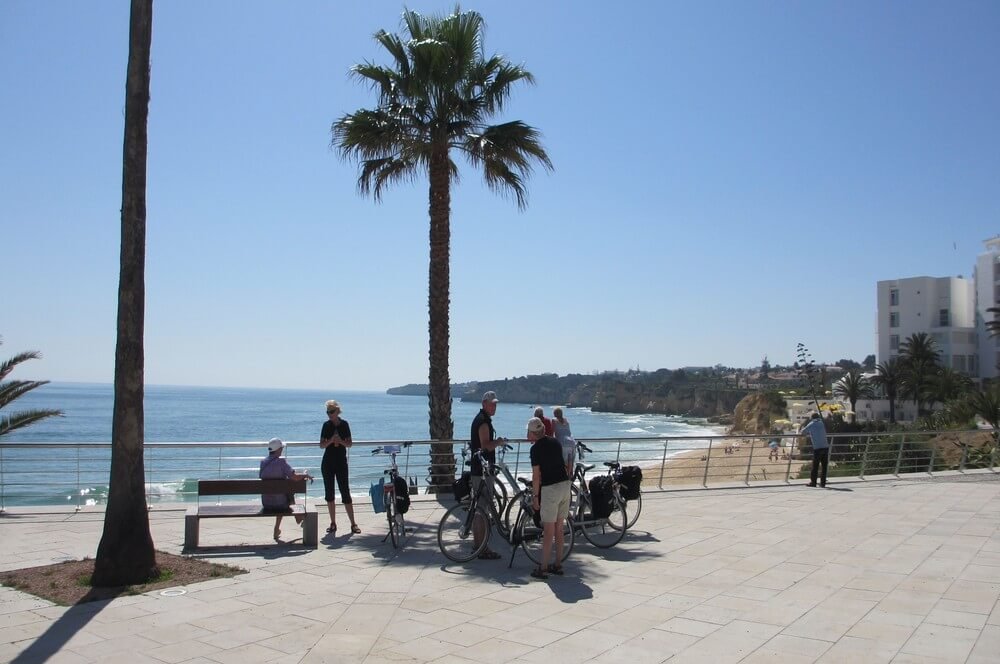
[[10, 588, 123, 664], [546, 575, 594, 603]]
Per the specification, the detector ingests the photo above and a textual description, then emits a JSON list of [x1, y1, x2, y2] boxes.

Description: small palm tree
[[832, 369, 874, 416], [872, 358, 902, 423], [900, 332, 940, 365], [333, 7, 552, 490], [930, 367, 973, 405], [0, 338, 63, 437]]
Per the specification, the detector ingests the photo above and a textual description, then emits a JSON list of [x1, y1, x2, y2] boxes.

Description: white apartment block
[[974, 237, 1000, 379], [876, 276, 977, 377]]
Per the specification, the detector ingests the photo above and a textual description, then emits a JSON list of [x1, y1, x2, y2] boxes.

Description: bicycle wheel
[[502, 489, 526, 534], [518, 510, 573, 566], [437, 502, 489, 562], [386, 494, 399, 549], [625, 489, 642, 530], [580, 496, 627, 548], [493, 480, 508, 519]]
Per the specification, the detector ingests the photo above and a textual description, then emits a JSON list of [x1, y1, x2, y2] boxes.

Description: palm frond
[[0, 409, 63, 437], [460, 121, 552, 208], [0, 380, 50, 409], [358, 156, 420, 201], [0, 351, 42, 382]]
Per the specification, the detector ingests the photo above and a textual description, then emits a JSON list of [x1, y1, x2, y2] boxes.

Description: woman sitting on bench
[[260, 438, 313, 541]]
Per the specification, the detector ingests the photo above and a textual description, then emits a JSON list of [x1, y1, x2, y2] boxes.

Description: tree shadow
[[10, 588, 123, 664], [190, 545, 312, 559]]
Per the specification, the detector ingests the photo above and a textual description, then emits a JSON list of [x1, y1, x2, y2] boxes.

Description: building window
[[939, 309, 949, 326], [890, 335, 899, 350], [889, 289, 899, 306], [890, 312, 899, 328], [953, 355, 966, 372], [932, 332, 944, 344]]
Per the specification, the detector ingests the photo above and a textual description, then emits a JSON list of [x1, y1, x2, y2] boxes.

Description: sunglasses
[[327, 410, 337, 414]]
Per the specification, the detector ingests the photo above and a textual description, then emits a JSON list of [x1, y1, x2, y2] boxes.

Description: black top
[[321, 418, 351, 465], [469, 409, 496, 477], [530, 435, 569, 486]]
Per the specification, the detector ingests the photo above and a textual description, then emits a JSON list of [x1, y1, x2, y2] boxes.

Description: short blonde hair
[[553, 406, 564, 420], [325, 399, 341, 414]]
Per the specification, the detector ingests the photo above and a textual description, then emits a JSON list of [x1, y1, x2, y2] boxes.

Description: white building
[[876, 276, 977, 377], [973, 237, 1000, 379]]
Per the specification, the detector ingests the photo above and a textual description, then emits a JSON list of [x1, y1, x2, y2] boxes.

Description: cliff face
[[589, 382, 747, 418], [729, 392, 789, 434]]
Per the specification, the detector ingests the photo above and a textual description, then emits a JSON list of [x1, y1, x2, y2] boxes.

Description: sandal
[[326, 525, 337, 534], [530, 567, 549, 580], [351, 524, 361, 534], [548, 565, 564, 576], [477, 550, 502, 560]]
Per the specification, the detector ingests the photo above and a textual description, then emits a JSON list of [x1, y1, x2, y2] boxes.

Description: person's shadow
[[546, 573, 594, 603]]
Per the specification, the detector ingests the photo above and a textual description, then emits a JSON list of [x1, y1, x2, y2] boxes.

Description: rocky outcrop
[[729, 392, 788, 435], [589, 382, 747, 418]]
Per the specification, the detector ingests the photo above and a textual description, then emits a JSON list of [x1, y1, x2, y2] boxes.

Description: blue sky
[[3, 1, 998, 391]]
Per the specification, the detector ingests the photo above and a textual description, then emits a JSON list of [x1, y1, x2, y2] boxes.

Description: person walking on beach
[[552, 406, 576, 474], [533, 406, 554, 437], [470, 391, 503, 560], [800, 412, 829, 487], [320, 400, 360, 534], [768, 431, 781, 462], [527, 417, 570, 579], [259, 438, 313, 541]]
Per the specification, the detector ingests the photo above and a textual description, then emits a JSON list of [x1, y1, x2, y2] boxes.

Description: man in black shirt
[[470, 391, 502, 560], [528, 417, 571, 579]]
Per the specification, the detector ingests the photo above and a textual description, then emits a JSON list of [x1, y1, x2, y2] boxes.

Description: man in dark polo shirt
[[528, 417, 570, 579], [470, 390, 502, 560]]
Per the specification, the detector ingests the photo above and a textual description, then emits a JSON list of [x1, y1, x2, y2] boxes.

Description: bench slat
[[198, 479, 307, 496], [195, 504, 308, 518]]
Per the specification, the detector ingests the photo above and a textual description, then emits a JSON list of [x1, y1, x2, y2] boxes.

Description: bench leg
[[184, 514, 200, 550], [303, 512, 318, 548]]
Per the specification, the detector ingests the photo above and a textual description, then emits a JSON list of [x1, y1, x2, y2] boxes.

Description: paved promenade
[[1, 473, 999, 663]]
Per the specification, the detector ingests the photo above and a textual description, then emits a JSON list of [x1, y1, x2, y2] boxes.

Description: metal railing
[[0, 430, 992, 512]]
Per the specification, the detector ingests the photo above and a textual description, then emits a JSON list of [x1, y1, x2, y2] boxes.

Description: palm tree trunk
[[93, 0, 158, 587], [888, 397, 896, 424], [426, 144, 455, 492]]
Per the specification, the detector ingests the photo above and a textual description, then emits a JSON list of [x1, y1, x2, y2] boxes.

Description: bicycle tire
[[624, 489, 642, 530], [503, 489, 526, 534], [386, 494, 399, 549], [493, 479, 508, 519], [517, 510, 573, 566], [437, 502, 489, 562], [579, 494, 627, 548]]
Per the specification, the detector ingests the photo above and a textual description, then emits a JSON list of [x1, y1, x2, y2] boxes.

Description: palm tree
[[832, 369, 874, 416], [899, 333, 942, 416], [333, 7, 552, 490], [930, 367, 973, 405], [93, 0, 159, 587], [0, 338, 63, 437], [872, 358, 902, 423]]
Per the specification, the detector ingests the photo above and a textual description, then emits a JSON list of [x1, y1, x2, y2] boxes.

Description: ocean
[[1, 383, 724, 506]]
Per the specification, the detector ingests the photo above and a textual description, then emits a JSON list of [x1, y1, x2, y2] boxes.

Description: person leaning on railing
[[800, 412, 829, 488]]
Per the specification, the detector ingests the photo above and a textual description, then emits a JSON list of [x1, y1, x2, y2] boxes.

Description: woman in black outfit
[[320, 400, 359, 534]]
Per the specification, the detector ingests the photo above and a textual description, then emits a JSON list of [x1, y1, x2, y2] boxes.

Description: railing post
[[75, 446, 82, 512], [743, 438, 754, 485], [659, 439, 669, 489], [859, 434, 870, 479], [615, 439, 622, 465], [893, 434, 904, 477], [0, 444, 5, 514], [147, 445, 153, 510], [927, 443, 936, 475], [702, 439, 713, 488], [784, 435, 795, 483], [959, 444, 968, 473]]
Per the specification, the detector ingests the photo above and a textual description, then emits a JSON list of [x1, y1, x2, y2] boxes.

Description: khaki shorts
[[539, 480, 571, 523]]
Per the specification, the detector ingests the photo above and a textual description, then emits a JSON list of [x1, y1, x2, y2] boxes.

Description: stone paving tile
[[741, 633, 831, 663], [898, 622, 980, 660]]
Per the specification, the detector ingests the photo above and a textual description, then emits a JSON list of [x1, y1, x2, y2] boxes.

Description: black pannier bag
[[394, 476, 411, 513], [588, 476, 615, 519], [452, 471, 472, 502], [620, 466, 642, 500]]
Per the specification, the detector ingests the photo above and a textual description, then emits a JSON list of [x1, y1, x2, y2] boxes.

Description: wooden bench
[[184, 479, 318, 549]]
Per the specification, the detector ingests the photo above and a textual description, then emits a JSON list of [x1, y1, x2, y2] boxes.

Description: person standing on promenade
[[800, 412, 829, 487], [470, 391, 503, 560], [527, 417, 571, 579], [552, 406, 576, 474], [320, 400, 360, 534], [260, 438, 314, 541], [533, 406, 554, 437]]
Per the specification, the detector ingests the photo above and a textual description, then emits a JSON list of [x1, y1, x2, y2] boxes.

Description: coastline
[[638, 435, 809, 487]]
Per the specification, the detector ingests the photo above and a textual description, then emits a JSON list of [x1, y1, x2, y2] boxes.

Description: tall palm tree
[[899, 333, 941, 416], [333, 7, 552, 489], [872, 358, 902, 423], [832, 369, 874, 416], [93, 0, 158, 587], [0, 338, 63, 437]]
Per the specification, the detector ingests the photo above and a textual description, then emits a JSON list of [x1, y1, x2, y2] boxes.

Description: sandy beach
[[640, 436, 809, 487]]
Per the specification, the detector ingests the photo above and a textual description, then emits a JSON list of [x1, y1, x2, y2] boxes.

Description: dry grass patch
[[0, 551, 245, 605]]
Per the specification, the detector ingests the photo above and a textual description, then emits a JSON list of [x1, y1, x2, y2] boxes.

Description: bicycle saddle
[[604, 462, 620, 469]]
